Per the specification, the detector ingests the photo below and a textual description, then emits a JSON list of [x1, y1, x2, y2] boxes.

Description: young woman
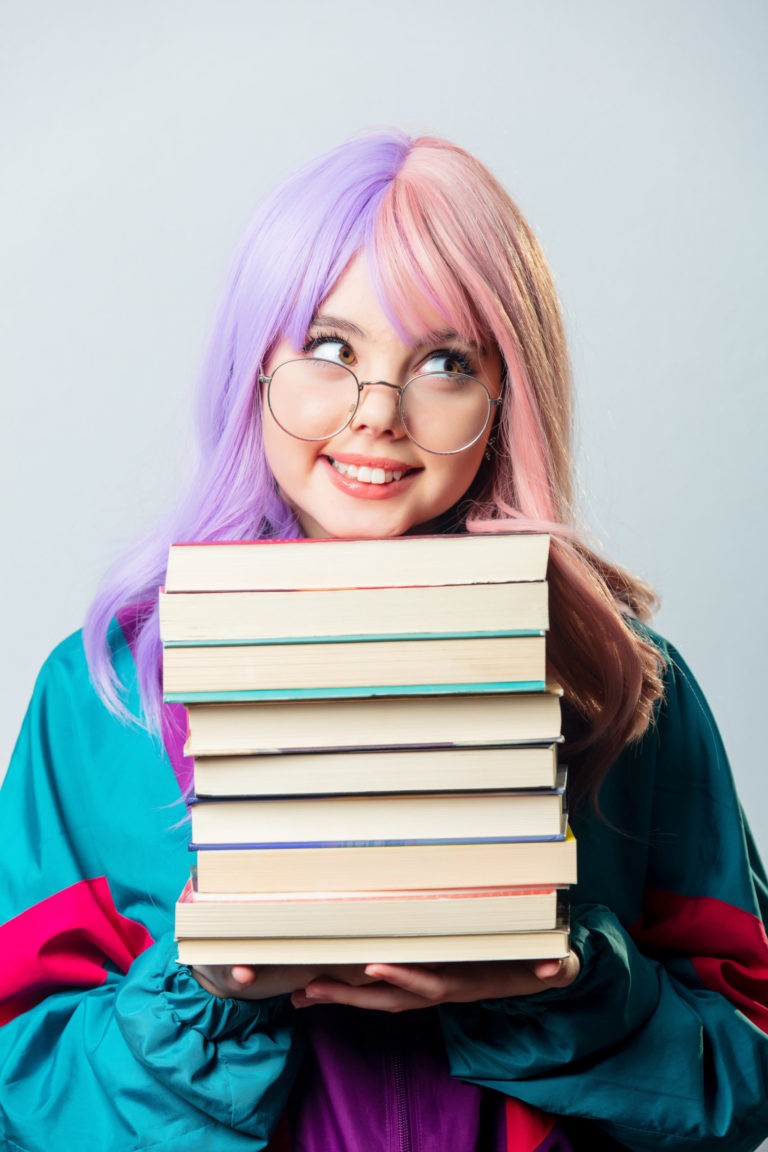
[[2, 130, 767, 1152]]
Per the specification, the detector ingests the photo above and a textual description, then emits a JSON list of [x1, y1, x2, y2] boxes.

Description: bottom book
[[176, 926, 571, 966]]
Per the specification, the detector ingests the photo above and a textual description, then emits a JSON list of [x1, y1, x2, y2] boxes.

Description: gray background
[[1, 0, 766, 889]]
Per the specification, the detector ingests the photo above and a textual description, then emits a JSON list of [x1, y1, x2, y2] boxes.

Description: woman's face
[[261, 254, 502, 539]]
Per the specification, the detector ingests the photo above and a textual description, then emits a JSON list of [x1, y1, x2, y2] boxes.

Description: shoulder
[[628, 621, 729, 783], [16, 622, 169, 808], [618, 622, 744, 865], [32, 618, 141, 720]]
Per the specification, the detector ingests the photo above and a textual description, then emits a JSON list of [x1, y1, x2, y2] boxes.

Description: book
[[192, 827, 578, 893], [184, 689, 563, 757], [175, 876, 562, 937], [165, 532, 550, 593], [175, 926, 571, 965], [159, 580, 549, 644], [169, 531, 574, 970], [189, 776, 567, 847], [192, 743, 560, 797], [163, 634, 546, 701]]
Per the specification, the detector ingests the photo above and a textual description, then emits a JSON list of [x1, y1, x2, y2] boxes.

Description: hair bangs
[[369, 181, 488, 351]]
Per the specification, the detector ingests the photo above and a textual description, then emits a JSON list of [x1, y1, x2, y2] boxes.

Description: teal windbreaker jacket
[[1, 621, 767, 1150]]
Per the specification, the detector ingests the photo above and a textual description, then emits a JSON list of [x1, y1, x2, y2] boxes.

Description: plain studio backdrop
[[1, 0, 766, 908]]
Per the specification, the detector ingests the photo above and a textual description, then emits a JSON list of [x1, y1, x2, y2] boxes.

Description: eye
[[303, 334, 356, 367], [419, 349, 474, 377]]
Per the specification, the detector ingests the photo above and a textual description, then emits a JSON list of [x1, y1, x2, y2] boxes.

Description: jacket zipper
[[392, 1049, 413, 1152]]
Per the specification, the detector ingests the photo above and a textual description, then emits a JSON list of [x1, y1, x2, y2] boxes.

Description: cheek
[[262, 412, 320, 499], [260, 409, 278, 472], [261, 412, 293, 489], [440, 447, 486, 497], [419, 455, 484, 524]]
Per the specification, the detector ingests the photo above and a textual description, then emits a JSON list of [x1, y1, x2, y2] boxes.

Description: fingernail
[[303, 989, 331, 1003]]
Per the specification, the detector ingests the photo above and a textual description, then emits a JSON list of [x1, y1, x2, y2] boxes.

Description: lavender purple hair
[[84, 129, 663, 801]]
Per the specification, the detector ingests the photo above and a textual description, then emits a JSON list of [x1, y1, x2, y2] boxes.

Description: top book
[[165, 533, 550, 592]]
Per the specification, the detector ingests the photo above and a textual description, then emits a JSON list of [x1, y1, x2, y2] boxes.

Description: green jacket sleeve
[[0, 629, 302, 1152], [438, 640, 768, 1151]]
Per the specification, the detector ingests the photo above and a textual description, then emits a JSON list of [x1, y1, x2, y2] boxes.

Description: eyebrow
[[309, 315, 486, 356], [418, 329, 487, 357], [310, 314, 367, 338]]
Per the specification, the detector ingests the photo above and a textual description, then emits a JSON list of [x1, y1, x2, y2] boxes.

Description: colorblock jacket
[[1, 618, 768, 1151]]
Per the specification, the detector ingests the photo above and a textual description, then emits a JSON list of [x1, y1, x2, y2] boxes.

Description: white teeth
[[330, 459, 406, 485]]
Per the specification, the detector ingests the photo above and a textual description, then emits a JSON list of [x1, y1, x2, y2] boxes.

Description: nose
[[348, 380, 405, 439]]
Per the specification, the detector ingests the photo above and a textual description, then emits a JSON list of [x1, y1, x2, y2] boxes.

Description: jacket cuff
[[439, 903, 661, 1074], [478, 900, 601, 1012], [118, 931, 292, 1044]]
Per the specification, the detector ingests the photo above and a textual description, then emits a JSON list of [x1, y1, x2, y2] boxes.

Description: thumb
[[531, 952, 580, 988], [230, 965, 260, 986]]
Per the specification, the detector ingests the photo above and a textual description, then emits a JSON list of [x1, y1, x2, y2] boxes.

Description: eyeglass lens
[[267, 359, 494, 454]]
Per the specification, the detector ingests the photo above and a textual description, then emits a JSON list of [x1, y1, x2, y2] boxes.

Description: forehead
[[316, 252, 482, 351]]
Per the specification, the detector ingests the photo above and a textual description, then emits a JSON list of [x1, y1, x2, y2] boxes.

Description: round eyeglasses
[[259, 358, 502, 455]]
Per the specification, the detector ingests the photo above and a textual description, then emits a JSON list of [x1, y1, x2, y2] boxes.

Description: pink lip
[[321, 456, 419, 500], [325, 452, 419, 471]]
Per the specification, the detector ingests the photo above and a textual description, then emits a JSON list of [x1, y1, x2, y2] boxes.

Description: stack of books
[[162, 534, 577, 966]]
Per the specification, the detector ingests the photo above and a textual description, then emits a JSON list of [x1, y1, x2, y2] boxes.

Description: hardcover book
[[191, 826, 579, 893], [176, 926, 571, 966], [159, 580, 549, 644], [184, 689, 563, 757], [163, 633, 546, 701], [165, 532, 550, 593], [191, 743, 561, 797], [188, 773, 567, 847], [175, 876, 563, 937]]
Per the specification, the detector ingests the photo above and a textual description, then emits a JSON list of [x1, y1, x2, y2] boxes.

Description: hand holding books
[[191, 961, 377, 1000], [189, 953, 581, 1010], [289, 952, 581, 1012]]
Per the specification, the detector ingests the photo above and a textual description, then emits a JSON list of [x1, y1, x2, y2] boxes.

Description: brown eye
[[304, 336, 356, 368], [420, 349, 475, 377]]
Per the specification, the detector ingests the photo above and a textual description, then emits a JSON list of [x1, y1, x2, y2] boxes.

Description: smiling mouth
[[328, 458, 415, 485]]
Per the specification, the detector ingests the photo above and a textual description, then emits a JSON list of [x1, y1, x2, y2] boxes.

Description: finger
[[531, 959, 562, 979], [530, 952, 580, 988], [364, 960, 559, 1001], [293, 980, 433, 1013], [363, 963, 450, 1002], [319, 964, 379, 987], [230, 965, 260, 986], [192, 964, 264, 997]]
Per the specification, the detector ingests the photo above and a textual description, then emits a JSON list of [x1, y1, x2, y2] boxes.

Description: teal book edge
[[163, 629, 545, 647], [164, 680, 547, 703]]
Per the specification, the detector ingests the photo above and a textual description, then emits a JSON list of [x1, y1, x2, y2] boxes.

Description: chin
[[302, 506, 431, 541]]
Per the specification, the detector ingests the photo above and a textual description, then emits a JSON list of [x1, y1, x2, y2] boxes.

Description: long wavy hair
[[84, 129, 664, 803]]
